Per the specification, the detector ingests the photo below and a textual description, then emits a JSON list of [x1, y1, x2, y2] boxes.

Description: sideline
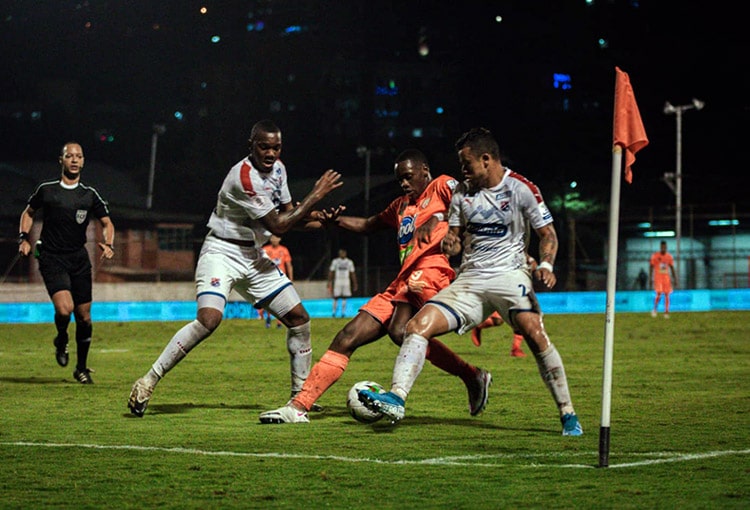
[[2, 441, 748, 469]]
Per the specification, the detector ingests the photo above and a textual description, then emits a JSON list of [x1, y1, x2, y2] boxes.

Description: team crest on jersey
[[420, 198, 430, 209], [500, 200, 510, 211], [75, 210, 87, 224], [210, 277, 221, 287]]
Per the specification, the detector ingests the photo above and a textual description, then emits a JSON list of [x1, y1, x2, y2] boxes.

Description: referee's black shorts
[[38, 247, 93, 305]]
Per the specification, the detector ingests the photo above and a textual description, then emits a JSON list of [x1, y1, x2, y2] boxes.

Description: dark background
[[2, 0, 747, 216]]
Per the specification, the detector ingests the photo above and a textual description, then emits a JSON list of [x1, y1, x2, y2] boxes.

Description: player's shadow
[[123, 401, 260, 418], [0, 376, 69, 384]]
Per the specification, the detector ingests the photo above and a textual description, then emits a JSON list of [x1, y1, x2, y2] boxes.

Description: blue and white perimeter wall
[[1, 286, 749, 324]]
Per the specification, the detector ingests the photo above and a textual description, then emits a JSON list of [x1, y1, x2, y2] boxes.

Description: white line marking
[[2, 442, 748, 468]]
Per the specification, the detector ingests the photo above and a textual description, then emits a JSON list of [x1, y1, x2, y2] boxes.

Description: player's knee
[[282, 305, 310, 327], [197, 308, 223, 332]]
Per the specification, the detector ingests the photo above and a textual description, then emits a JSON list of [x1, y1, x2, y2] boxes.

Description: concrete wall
[[0, 281, 330, 303]]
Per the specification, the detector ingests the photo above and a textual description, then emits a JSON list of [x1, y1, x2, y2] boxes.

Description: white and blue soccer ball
[[346, 380, 386, 423]]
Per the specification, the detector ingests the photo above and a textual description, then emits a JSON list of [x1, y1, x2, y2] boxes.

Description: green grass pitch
[[1, 311, 748, 508]]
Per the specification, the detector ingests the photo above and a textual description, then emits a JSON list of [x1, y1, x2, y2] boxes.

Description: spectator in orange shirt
[[262, 235, 293, 328], [649, 241, 677, 318]]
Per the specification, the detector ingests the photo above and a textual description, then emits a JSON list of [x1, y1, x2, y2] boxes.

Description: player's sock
[[287, 321, 313, 394], [75, 320, 93, 370], [511, 334, 526, 356], [391, 333, 428, 400], [426, 338, 477, 383], [293, 350, 349, 411], [152, 319, 211, 378], [534, 342, 575, 416]]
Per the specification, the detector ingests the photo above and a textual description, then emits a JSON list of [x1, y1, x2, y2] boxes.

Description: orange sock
[[292, 350, 349, 411], [426, 338, 476, 383], [511, 334, 526, 357]]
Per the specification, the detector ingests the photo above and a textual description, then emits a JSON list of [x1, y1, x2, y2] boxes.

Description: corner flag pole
[[601, 67, 649, 468], [599, 146, 622, 468]]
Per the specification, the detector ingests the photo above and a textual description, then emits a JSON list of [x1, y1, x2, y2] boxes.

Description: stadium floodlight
[[663, 98, 704, 286]]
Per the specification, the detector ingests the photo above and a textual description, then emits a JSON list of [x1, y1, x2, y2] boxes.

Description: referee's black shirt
[[27, 180, 110, 254]]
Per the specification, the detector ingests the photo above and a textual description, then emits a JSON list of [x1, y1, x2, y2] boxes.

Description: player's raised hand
[[309, 169, 343, 201]]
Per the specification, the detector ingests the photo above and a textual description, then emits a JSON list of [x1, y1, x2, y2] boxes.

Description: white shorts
[[332, 282, 352, 299], [195, 236, 300, 316], [428, 267, 541, 335]]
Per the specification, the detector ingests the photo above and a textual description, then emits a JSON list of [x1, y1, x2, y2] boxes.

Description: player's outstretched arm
[[262, 169, 342, 234]]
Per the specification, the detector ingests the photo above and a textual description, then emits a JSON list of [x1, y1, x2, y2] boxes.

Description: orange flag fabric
[[613, 66, 648, 184]]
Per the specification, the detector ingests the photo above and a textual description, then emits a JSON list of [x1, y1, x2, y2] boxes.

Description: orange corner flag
[[613, 66, 648, 184]]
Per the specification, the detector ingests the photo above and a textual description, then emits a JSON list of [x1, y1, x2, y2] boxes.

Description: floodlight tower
[[147, 124, 167, 210], [662, 98, 704, 287]]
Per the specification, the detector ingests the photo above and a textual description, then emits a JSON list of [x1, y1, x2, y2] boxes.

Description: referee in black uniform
[[18, 142, 115, 384]]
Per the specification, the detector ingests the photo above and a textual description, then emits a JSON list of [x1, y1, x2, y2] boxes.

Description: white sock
[[391, 333, 429, 400], [534, 342, 575, 416], [287, 322, 313, 393], [151, 320, 211, 380]]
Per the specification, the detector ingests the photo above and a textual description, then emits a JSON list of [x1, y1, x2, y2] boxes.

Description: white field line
[[2, 442, 748, 469]]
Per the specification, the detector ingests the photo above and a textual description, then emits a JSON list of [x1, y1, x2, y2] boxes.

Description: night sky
[[2, 1, 747, 215]]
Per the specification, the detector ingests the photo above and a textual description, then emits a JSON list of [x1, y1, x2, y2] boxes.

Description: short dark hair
[[394, 148, 429, 168], [249, 120, 280, 142], [454, 127, 500, 160], [60, 141, 82, 156]]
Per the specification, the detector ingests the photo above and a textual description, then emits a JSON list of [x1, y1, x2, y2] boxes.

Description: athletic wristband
[[18, 232, 30, 243], [538, 261, 554, 272], [432, 212, 445, 222]]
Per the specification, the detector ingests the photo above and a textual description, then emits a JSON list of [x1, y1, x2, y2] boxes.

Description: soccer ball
[[346, 380, 386, 423]]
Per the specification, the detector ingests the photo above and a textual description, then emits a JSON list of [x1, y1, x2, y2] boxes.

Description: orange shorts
[[360, 266, 454, 325], [654, 276, 672, 294]]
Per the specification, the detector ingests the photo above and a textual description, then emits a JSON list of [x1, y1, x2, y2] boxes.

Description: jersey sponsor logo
[[466, 222, 508, 237], [399, 244, 414, 265], [398, 216, 415, 245], [75, 210, 88, 224], [495, 190, 511, 200]]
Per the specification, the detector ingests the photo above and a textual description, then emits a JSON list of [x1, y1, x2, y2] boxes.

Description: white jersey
[[448, 168, 552, 273], [206, 157, 292, 256], [329, 257, 355, 286]]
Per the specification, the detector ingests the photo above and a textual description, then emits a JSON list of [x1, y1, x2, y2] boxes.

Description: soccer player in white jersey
[[128, 120, 343, 417], [359, 127, 583, 436]]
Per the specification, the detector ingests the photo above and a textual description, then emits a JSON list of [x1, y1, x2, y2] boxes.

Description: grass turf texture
[[1, 311, 748, 508]]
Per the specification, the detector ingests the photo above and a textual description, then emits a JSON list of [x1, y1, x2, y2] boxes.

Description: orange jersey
[[377, 174, 459, 280], [650, 251, 673, 280], [264, 244, 292, 275]]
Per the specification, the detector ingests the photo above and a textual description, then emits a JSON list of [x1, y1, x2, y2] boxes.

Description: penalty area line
[[1, 442, 748, 469]]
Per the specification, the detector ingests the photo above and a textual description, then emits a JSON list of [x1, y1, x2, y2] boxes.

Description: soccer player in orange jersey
[[260, 148, 491, 423], [649, 241, 677, 318]]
